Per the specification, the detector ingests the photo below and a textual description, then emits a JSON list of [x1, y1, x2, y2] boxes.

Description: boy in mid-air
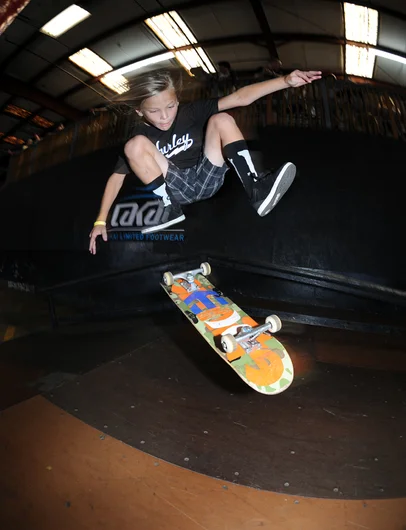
[[89, 67, 322, 254]]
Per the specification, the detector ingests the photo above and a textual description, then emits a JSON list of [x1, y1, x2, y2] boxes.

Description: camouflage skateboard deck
[[160, 262, 294, 395]]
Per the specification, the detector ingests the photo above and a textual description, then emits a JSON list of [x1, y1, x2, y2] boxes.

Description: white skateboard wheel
[[200, 262, 211, 276], [221, 334, 238, 353], [163, 272, 174, 286], [265, 314, 282, 333]]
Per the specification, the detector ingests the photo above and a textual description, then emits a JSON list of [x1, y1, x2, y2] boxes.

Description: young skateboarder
[[89, 67, 322, 254]]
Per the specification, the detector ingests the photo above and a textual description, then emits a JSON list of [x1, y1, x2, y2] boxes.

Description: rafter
[[249, 0, 279, 60], [0, 75, 84, 121], [59, 34, 264, 100], [274, 33, 406, 64], [0, 33, 39, 73]]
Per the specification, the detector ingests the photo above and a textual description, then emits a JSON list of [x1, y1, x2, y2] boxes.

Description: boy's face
[[137, 88, 179, 131]]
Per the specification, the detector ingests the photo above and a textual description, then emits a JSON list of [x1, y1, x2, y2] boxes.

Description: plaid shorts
[[165, 153, 228, 205]]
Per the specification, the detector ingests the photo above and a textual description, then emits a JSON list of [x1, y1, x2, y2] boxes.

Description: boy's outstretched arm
[[89, 172, 126, 255], [218, 70, 322, 111]]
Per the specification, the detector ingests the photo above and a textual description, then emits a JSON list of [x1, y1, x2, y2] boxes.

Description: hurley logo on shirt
[[156, 133, 193, 158]]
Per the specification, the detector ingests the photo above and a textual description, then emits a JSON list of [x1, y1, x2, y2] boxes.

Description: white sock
[[152, 183, 171, 207]]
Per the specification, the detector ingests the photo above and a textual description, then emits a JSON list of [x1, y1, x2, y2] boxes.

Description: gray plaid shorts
[[165, 153, 228, 205]]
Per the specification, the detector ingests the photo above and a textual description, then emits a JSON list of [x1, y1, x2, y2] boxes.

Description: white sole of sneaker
[[141, 214, 185, 234], [257, 162, 296, 217]]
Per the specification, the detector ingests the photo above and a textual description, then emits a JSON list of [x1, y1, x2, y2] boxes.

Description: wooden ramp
[[1, 310, 406, 529], [1, 396, 406, 530]]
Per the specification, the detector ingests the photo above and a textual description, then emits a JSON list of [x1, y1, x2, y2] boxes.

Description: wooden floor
[[1, 396, 406, 530]]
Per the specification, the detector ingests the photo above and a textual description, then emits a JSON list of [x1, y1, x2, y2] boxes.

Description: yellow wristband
[[94, 221, 106, 226]]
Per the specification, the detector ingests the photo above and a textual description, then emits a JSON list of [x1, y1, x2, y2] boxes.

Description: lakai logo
[[108, 190, 184, 242], [111, 199, 164, 229]]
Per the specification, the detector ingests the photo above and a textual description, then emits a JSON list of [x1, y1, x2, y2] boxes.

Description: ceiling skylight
[[69, 48, 177, 94], [40, 4, 91, 37], [99, 72, 130, 95], [344, 3, 378, 78], [69, 48, 113, 77], [145, 11, 216, 75], [345, 44, 376, 78], [344, 2, 378, 44], [69, 48, 127, 94]]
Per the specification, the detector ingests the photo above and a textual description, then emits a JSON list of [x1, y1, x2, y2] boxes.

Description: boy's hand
[[285, 70, 322, 88], [89, 224, 107, 255]]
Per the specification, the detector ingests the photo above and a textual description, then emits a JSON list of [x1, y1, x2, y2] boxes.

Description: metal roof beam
[[249, 0, 279, 60], [0, 75, 85, 121], [58, 33, 406, 101], [59, 34, 264, 100], [275, 33, 406, 63], [0, 33, 39, 73], [275, 33, 345, 47]]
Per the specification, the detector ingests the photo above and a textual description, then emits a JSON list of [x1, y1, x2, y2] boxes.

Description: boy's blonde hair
[[112, 68, 183, 113]]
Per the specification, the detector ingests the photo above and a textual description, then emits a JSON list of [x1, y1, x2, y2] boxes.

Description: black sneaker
[[141, 200, 185, 234], [251, 162, 296, 216]]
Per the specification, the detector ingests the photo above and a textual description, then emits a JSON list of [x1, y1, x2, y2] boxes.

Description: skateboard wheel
[[200, 262, 211, 276], [265, 314, 282, 333], [221, 334, 238, 354], [163, 272, 174, 286], [185, 310, 198, 324]]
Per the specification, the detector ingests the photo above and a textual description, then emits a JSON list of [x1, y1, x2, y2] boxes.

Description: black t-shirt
[[114, 98, 220, 174]]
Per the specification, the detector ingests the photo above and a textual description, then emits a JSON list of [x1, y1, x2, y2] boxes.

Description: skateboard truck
[[221, 315, 282, 354], [163, 262, 211, 287]]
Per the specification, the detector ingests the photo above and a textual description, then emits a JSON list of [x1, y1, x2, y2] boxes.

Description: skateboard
[[160, 262, 294, 395]]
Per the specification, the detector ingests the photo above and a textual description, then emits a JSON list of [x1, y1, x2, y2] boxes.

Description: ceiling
[[1, 0, 406, 180]]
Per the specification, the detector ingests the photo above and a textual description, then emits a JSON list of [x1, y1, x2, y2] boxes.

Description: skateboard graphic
[[161, 262, 294, 395]]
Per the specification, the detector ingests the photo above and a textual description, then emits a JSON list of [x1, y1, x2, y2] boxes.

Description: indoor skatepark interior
[[2, 0, 406, 528], [1, 285, 406, 529]]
